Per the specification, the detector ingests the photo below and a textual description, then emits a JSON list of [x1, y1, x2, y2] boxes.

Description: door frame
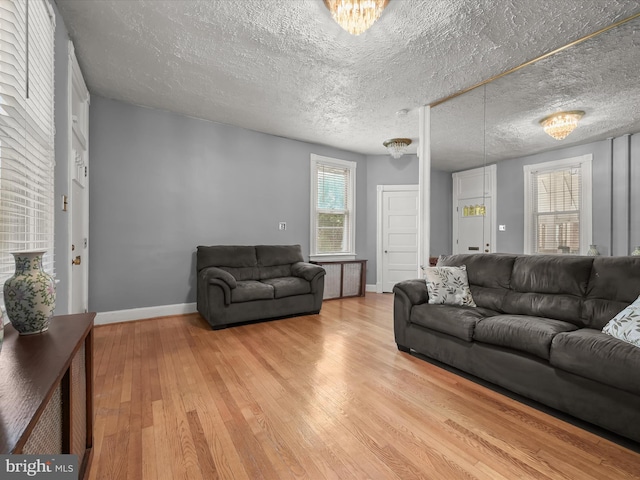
[[67, 41, 90, 313], [376, 184, 420, 293], [452, 164, 497, 254]]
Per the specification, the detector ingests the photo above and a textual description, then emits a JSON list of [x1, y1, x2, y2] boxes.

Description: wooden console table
[[311, 259, 367, 299], [0, 312, 95, 480]]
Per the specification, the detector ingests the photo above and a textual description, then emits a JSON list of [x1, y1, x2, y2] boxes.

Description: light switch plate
[[499, 224, 506, 231]]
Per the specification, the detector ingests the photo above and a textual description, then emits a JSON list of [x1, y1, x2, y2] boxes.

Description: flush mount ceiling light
[[383, 138, 412, 159], [539, 110, 585, 140], [323, 0, 389, 35]]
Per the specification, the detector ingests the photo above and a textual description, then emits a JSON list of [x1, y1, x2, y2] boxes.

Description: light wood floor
[[88, 294, 640, 479]]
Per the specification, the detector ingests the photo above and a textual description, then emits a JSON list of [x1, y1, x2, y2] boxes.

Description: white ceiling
[[55, 1, 640, 170]]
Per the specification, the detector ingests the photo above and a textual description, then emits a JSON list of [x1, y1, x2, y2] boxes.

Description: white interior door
[[68, 41, 90, 313], [378, 186, 419, 292], [70, 173, 87, 313], [452, 165, 496, 254], [456, 197, 492, 253]]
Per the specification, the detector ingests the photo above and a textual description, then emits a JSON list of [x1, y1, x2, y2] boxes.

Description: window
[[523, 155, 592, 255], [310, 155, 356, 257], [0, 0, 56, 308]]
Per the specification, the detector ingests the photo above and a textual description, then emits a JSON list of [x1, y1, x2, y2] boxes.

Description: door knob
[[72, 255, 81, 265]]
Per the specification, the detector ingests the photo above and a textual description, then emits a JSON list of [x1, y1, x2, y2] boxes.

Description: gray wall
[[495, 133, 639, 256], [89, 96, 367, 312], [363, 154, 452, 285], [53, 1, 71, 314], [89, 97, 452, 311], [430, 169, 453, 257]]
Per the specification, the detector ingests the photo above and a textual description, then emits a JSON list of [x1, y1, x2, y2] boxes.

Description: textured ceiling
[[431, 16, 640, 171], [55, 0, 640, 170]]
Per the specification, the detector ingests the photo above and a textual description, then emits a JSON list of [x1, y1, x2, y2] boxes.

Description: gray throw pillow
[[424, 265, 476, 307]]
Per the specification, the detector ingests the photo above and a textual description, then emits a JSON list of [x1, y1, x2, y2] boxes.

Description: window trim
[[310, 154, 357, 260], [523, 154, 592, 255]]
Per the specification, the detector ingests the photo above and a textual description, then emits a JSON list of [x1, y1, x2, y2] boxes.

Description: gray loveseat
[[393, 253, 640, 443], [197, 245, 325, 329]]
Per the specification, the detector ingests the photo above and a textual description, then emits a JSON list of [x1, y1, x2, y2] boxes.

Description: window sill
[[310, 254, 357, 262]]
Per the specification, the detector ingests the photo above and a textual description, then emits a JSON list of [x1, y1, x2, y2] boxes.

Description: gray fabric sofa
[[393, 253, 640, 443], [197, 245, 325, 329]]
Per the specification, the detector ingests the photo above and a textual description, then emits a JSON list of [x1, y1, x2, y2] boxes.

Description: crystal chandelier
[[383, 138, 412, 159], [539, 111, 585, 140], [323, 0, 389, 35]]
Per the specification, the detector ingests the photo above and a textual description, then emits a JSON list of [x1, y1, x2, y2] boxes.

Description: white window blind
[[0, 0, 56, 305], [532, 168, 581, 254], [310, 155, 356, 256], [523, 155, 592, 255]]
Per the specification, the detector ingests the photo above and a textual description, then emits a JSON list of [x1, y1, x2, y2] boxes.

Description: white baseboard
[[95, 302, 197, 325], [366, 284, 378, 292]]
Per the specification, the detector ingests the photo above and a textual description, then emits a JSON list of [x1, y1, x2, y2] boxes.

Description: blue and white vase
[[3, 250, 55, 335]]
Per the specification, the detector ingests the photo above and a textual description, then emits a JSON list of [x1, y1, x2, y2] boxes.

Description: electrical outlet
[[279, 222, 287, 231], [499, 224, 506, 231]]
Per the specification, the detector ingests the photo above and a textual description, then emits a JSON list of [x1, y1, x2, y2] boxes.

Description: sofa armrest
[[199, 267, 237, 306], [291, 262, 326, 282], [393, 279, 428, 348], [201, 267, 237, 288], [393, 279, 429, 306]]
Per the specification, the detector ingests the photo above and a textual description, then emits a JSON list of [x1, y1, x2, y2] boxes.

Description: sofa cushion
[[474, 315, 578, 360], [220, 266, 260, 281], [259, 264, 293, 280], [410, 304, 496, 342], [438, 254, 515, 311], [469, 285, 509, 312], [262, 277, 311, 299], [502, 255, 593, 325], [583, 256, 640, 329], [602, 294, 640, 347], [197, 245, 257, 271], [231, 280, 274, 303], [510, 255, 593, 296], [550, 329, 640, 396], [437, 253, 516, 290], [424, 266, 476, 307], [256, 245, 304, 267], [502, 291, 584, 325]]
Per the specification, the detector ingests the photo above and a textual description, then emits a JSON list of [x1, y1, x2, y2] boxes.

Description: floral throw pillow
[[602, 294, 640, 348], [424, 265, 476, 307]]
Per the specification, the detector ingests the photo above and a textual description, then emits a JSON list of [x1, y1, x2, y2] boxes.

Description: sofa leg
[[397, 344, 410, 353]]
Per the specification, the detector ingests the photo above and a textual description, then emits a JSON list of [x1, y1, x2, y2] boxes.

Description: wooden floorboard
[[88, 294, 640, 479]]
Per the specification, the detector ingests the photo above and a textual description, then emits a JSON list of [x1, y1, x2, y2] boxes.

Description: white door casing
[[377, 185, 420, 293], [68, 41, 90, 313], [452, 165, 497, 255]]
